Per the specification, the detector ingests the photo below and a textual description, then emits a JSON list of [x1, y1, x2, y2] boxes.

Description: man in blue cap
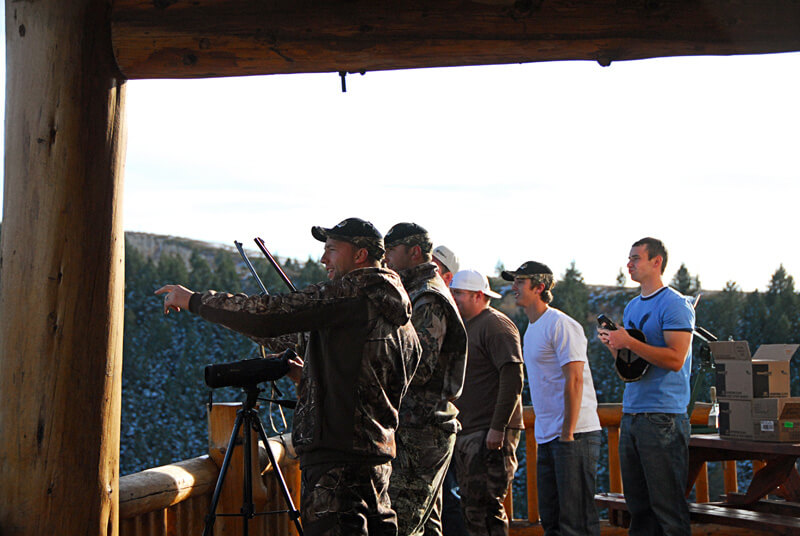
[[157, 217, 421, 536]]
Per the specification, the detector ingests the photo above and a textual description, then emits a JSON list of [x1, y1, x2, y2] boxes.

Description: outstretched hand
[[155, 284, 194, 314], [287, 354, 304, 384]]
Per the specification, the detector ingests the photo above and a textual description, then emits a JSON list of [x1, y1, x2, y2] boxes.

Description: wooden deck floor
[[510, 519, 775, 536]]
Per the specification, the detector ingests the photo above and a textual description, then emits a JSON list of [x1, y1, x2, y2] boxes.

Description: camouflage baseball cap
[[500, 261, 553, 281], [384, 222, 431, 250], [311, 217, 385, 259]]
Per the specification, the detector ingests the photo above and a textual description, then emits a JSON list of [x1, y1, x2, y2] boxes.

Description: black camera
[[204, 348, 295, 389]]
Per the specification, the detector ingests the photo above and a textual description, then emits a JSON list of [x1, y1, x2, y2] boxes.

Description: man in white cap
[[432, 245, 460, 286], [449, 269, 524, 536]]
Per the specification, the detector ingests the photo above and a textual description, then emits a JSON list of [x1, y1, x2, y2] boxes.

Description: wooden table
[[687, 433, 800, 505], [598, 433, 800, 533]]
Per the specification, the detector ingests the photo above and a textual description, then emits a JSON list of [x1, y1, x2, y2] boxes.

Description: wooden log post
[[522, 406, 538, 523], [695, 465, 710, 503], [724, 460, 739, 495], [0, 1, 127, 535], [598, 404, 624, 494]]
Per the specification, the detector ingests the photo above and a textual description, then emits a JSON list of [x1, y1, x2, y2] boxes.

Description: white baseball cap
[[432, 245, 460, 274], [450, 269, 502, 299]]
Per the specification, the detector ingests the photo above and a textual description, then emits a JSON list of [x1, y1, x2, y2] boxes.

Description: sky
[[2, 8, 800, 292]]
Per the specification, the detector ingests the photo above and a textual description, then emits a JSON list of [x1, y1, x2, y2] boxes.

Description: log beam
[[0, 1, 127, 534], [112, 0, 800, 80]]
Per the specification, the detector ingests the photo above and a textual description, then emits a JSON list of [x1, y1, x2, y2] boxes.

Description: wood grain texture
[[111, 0, 800, 79], [119, 456, 218, 519], [0, 1, 127, 534]]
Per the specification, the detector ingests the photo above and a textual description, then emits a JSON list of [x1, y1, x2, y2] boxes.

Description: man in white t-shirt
[[502, 261, 601, 536]]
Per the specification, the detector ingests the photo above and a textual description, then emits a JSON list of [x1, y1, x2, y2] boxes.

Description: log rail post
[[0, 1, 127, 534]]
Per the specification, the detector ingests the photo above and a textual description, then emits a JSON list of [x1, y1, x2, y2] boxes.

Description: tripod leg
[[253, 415, 304, 536], [203, 412, 246, 536], [242, 411, 254, 536]]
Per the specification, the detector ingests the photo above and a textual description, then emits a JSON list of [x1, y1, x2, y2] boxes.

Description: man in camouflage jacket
[[157, 218, 421, 536], [384, 223, 468, 536]]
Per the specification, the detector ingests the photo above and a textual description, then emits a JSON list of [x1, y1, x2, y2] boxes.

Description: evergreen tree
[[739, 290, 768, 349], [298, 256, 327, 286], [213, 250, 240, 289], [550, 261, 589, 325], [188, 250, 214, 289], [158, 253, 189, 283], [616, 269, 626, 288], [764, 265, 799, 343], [698, 281, 743, 341], [671, 263, 701, 296]]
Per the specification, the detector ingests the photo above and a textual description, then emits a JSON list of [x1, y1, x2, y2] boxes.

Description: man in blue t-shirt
[[599, 237, 695, 535]]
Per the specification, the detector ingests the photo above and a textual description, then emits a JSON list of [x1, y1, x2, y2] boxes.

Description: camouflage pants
[[300, 461, 397, 536], [389, 425, 456, 536], [453, 429, 520, 536]]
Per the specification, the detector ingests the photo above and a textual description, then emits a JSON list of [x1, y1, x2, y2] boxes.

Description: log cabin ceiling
[[112, 0, 800, 79]]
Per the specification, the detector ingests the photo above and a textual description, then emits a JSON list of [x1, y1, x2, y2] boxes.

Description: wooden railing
[[119, 403, 301, 536], [120, 403, 734, 535], [508, 402, 735, 534]]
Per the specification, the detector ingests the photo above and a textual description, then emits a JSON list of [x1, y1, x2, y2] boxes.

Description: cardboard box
[[752, 419, 800, 442], [751, 397, 800, 442], [719, 399, 753, 439], [712, 341, 753, 399], [752, 397, 800, 420], [711, 342, 798, 399], [751, 345, 796, 398]]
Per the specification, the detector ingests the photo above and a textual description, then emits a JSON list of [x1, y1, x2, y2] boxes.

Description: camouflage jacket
[[398, 262, 467, 431], [189, 267, 422, 466]]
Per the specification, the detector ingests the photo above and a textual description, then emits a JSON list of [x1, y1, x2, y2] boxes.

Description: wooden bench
[[595, 492, 800, 535], [594, 492, 630, 528]]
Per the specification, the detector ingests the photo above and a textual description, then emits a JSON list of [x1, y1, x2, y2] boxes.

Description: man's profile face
[[321, 238, 359, 280], [432, 258, 453, 285], [385, 244, 414, 272], [451, 288, 480, 319], [511, 277, 538, 307], [627, 245, 659, 283]]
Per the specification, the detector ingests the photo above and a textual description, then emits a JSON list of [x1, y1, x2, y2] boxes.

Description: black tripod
[[203, 385, 303, 536]]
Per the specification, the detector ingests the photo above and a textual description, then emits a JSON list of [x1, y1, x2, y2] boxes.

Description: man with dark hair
[[156, 217, 422, 536], [384, 223, 467, 536], [631, 237, 668, 274], [449, 269, 524, 536], [599, 237, 695, 535], [502, 261, 601, 536]]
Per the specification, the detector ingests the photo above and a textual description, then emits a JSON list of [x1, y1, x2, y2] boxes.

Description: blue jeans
[[620, 413, 690, 536], [537, 431, 601, 536]]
